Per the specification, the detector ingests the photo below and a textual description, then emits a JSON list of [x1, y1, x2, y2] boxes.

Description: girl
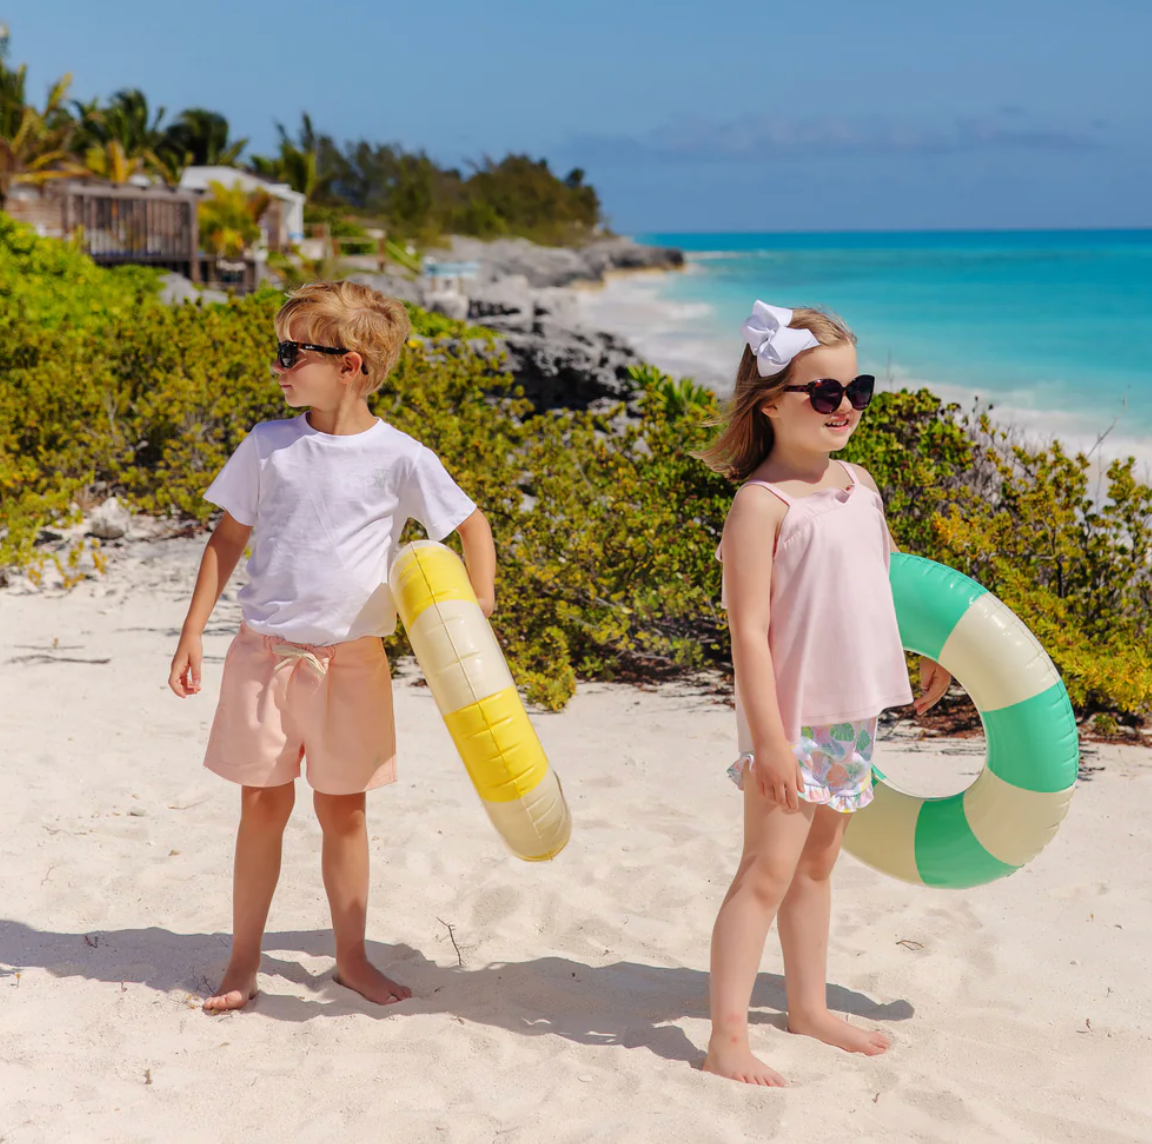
[[700, 302, 950, 1086]]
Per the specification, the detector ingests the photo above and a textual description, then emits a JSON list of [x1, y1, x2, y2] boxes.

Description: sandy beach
[[1, 533, 1150, 1144]]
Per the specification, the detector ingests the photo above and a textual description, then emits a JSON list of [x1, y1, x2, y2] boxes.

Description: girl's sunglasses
[[276, 340, 368, 374], [784, 374, 875, 416]]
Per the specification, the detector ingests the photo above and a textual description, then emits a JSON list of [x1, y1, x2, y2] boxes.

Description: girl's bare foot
[[334, 955, 411, 1005], [203, 965, 259, 1013], [703, 1040, 788, 1086], [788, 1009, 890, 1055]]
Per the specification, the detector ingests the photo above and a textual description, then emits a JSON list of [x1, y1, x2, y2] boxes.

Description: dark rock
[[428, 235, 684, 290], [492, 324, 644, 413], [581, 237, 686, 275]]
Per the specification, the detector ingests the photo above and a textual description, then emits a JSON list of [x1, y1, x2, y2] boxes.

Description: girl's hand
[[169, 632, 203, 698], [754, 743, 803, 812], [475, 594, 495, 619], [915, 656, 951, 715]]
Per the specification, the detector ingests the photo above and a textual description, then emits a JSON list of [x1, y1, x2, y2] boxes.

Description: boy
[[169, 281, 495, 1011]]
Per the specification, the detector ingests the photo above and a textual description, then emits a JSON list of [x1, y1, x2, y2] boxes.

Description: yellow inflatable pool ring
[[389, 540, 571, 861]]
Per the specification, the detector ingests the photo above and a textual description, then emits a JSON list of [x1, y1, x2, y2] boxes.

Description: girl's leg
[[312, 791, 411, 1005], [205, 781, 296, 1012], [777, 804, 889, 1054], [703, 779, 816, 1086]]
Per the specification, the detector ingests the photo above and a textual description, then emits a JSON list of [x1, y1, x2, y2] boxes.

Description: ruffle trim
[[727, 754, 874, 815]]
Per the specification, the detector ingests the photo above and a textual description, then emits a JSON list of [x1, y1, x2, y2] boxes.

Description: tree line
[[0, 35, 603, 246]]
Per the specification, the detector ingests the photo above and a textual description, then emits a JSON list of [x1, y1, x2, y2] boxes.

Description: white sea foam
[[576, 272, 1152, 484]]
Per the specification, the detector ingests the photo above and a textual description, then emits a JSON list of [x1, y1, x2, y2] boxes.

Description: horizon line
[[631, 224, 1152, 238]]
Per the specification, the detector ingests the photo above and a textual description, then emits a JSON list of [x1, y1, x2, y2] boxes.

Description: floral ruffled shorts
[[727, 717, 878, 814]]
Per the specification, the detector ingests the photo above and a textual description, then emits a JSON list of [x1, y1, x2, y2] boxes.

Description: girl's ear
[[759, 397, 780, 420]]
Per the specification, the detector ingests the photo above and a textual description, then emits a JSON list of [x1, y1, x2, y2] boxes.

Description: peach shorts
[[204, 624, 397, 795]]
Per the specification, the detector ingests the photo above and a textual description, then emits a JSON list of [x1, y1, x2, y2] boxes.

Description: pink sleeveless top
[[720, 461, 913, 747]]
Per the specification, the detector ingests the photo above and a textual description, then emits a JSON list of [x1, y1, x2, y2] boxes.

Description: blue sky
[[11, 0, 1151, 232]]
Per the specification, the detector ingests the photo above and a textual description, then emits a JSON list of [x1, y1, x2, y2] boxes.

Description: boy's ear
[[342, 351, 365, 379]]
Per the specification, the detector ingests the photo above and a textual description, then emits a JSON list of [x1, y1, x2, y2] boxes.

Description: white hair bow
[[740, 301, 819, 377]]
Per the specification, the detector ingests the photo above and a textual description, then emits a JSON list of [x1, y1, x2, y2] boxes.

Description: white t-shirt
[[204, 415, 476, 645]]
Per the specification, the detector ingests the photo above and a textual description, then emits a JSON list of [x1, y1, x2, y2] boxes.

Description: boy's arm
[[455, 508, 496, 618], [168, 511, 253, 697]]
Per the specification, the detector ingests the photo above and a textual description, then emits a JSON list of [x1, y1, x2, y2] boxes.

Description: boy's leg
[[204, 781, 296, 1012], [312, 791, 411, 1005], [703, 779, 815, 1086], [776, 804, 889, 1054]]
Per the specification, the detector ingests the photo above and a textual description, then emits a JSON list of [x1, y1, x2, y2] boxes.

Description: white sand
[[1, 535, 1150, 1143]]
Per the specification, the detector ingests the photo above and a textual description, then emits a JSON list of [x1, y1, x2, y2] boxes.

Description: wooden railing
[[60, 184, 201, 281]]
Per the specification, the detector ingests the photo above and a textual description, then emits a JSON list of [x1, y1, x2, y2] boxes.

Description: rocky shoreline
[[350, 235, 685, 412], [159, 235, 684, 413]]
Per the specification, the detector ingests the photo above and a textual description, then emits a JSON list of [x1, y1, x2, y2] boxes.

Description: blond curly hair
[[275, 280, 412, 395]]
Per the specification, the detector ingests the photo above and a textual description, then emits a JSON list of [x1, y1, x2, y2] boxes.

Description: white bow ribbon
[[740, 301, 820, 377]]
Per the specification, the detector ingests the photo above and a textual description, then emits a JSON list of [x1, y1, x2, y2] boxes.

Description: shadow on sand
[[0, 920, 914, 1066]]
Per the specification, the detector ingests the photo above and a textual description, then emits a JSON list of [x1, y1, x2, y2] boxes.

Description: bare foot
[[702, 1040, 787, 1087], [788, 1009, 890, 1055], [203, 965, 259, 1013], [334, 955, 412, 1005]]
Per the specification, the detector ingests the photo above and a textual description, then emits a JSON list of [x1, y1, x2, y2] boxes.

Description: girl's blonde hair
[[275, 280, 412, 395], [696, 307, 856, 482]]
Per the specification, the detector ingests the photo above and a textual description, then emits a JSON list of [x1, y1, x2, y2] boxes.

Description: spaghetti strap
[[836, 460, 858, 486], [740, 477, 792, 506]]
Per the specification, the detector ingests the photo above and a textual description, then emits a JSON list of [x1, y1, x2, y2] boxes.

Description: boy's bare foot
[[703, 1041, 787, 1087], [788, 1009, 890, 1055], [334, 955, 411, 1005], [203, 966, 259, 1013]]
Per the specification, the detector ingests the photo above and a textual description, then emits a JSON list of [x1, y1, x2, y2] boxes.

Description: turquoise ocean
[[586, 230, 1152, 454]]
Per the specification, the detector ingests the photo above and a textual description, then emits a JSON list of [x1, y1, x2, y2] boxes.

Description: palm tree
[[72, 88, 169, 184], [0, 60, 85, 211], [198, 179, 271, 257], [83, 139, 148, 184], [162, 109, 247, 168], [251, 113, 333, 202]]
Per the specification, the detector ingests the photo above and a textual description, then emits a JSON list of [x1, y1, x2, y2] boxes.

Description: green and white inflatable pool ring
[[843, 553, 1079, 889]]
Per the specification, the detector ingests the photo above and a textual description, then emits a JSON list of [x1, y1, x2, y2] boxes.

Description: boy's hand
[[915, 656, 952, 715], [169, 632, 204, 698]]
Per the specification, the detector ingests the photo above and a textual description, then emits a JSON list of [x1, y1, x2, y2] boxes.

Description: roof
[[178, 166, 306, 206]]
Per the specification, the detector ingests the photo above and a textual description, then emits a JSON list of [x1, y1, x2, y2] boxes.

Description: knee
[[313, 792, 365, 837], [794, 848, 839, 884], [736, 859, 792, 910], [240, 783, 295, 831]]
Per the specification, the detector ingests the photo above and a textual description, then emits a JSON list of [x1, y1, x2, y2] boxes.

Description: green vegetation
[[0, 38, 602, 246], [2, 218, 1149, 729]]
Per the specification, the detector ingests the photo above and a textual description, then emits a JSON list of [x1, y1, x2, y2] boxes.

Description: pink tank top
[[721, 461, 913, 747]]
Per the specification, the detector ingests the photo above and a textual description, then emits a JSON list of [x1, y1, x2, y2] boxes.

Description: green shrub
[[3, 216, 1151, 723]]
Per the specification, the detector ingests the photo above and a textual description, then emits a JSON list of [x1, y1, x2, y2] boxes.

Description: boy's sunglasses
[[784, 374, 875, 416], [276, 340, 368, 374]]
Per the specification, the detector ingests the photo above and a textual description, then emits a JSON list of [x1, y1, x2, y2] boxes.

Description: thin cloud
[[569, 111, 1106, 165]]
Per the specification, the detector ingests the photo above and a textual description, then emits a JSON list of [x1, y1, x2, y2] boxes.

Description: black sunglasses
[[784, 374, 875, 416], [276, 340, 368, 374]]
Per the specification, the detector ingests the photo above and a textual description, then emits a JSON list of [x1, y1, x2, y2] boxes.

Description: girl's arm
[[853, 465, 951, 714], [456, 508, 496, 618], [168, 511, 253, 697], [723, 487, 802, 810]]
